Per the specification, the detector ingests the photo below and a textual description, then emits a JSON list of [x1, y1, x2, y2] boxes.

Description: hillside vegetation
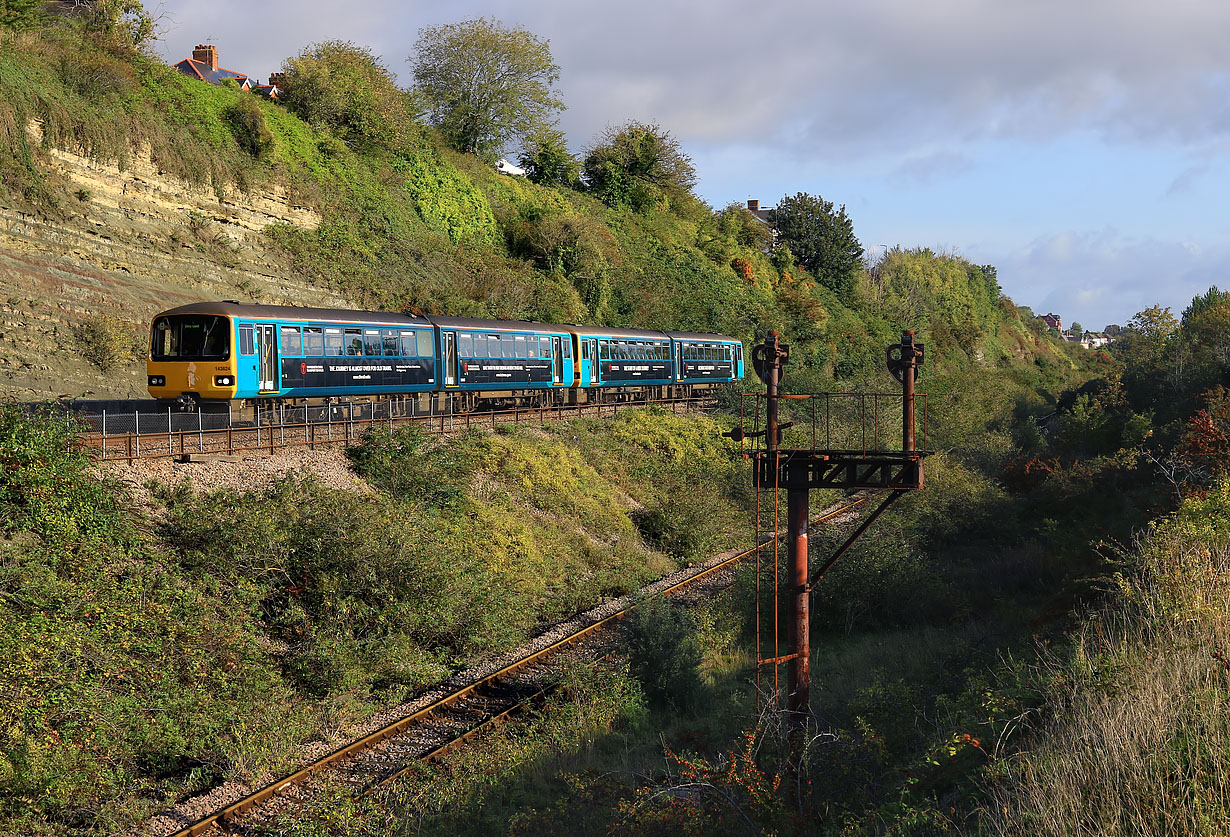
[[0, 10, 1075, 395], [10, 8, 1217, 837]]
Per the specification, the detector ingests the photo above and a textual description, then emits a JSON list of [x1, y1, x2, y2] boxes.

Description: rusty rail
[[166, 497, 866, 836]]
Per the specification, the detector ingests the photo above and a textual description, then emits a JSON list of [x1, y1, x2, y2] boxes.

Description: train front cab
[[147, 309, 239, 404]]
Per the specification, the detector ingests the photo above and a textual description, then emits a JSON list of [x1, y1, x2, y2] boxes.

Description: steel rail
[[167, 496, 866, 837]]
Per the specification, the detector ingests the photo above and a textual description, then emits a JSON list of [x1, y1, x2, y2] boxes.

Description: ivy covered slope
[[0, 16, 1087, 398]]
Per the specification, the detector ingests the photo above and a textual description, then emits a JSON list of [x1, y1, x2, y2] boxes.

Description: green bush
[[225, 94, 273, 158], [347, 423, 466, 506], [624, 597, 702, 709], [0, 404, 130, 546]]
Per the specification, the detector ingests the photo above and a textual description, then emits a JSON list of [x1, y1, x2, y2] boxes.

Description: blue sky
[[153, 0, 1230, 331]]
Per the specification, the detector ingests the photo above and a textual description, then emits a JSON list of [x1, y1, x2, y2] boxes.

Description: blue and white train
[[146, 301, 744, 410]]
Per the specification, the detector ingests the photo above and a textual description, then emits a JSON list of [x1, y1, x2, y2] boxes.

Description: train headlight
[[214, 375, 234, 387], [148, 375, 165, 386]]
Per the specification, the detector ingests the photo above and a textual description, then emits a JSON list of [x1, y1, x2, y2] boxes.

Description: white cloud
[[155, 0, 1230, 157], [999, 229, 1230, 328]]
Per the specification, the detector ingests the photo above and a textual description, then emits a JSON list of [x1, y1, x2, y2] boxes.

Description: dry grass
[[986, 510, 1230, 836]]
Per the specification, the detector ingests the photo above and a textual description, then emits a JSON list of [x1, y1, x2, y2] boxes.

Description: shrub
[[346, 423, 466, 506], [225, 95, 273, 158], [0, 404, 131, 546], [624, 597, 702, 709], [70, 312, 139, 372]]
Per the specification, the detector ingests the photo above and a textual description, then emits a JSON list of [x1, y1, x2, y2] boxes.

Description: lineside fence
[[71, 395, 715, 463]]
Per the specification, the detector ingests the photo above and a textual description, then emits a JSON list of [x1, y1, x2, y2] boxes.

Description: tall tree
[[582, 121, 697, 213], [771, 192, 863, 296], [279, 41, 414, 151], [410, 18, 563, 156]]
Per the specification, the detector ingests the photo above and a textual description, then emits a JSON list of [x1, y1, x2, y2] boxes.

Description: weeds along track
[[150, 497, 868, 836], [77, 395, 717, 463]]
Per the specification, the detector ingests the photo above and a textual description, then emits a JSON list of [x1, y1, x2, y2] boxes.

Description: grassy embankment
[[0, 15, 1161, 836], [0, 405, 750, 833]]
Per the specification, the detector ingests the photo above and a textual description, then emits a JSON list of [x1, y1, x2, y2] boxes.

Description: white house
[[495, 159, 526, 177]]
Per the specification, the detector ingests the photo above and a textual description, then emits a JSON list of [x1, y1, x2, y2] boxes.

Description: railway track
[[74, 394, 716, 462], [153, 497, 868, 836]]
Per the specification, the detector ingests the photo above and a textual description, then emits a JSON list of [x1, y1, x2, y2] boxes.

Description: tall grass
[[987, 482, 1230, 835]]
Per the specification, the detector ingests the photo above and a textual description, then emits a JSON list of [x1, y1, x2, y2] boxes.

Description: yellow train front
[[146, 303, 240, 405]]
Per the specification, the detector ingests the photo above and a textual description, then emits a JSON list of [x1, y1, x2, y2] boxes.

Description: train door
[[587, 339, 599, 384], [552, 336, 564, 384], [442, 331, 458, 387], [257, 324, 278, 392], [675, 342, 683, 382]]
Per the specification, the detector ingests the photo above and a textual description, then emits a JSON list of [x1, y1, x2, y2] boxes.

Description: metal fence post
[[101, 409, 107, 460]]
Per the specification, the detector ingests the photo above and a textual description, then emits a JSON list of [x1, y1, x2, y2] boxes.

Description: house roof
[[173, 58, 251, 87]]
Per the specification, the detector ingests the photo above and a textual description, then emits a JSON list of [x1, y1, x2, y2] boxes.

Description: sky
[[153, 0, 1230, 332]]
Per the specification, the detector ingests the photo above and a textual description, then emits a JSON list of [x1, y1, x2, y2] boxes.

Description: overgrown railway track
[[154, 497, 868, 836], [75, 394, 716, 462]]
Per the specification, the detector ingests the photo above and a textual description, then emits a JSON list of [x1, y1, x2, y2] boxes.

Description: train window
[[382, 329, 399, 356], [152, 315, 230, 360], [238, 324, 255, 356], [527, 338, 538, 358], [541, 336, 552, 357], [514, 335, 528, 358], [363, 329, 381, 356], [303, 327, 323, 356], [502, 337, 516, 359], [486, 334, 499, 357], [280, 326, 302, 356], [152, 317, 177, 357], [458, 333, 473, 357], [345, 328, 363, 356], [417, 329, 433, 357], [324, 328, 344, 356], [402, 331, 418, 356], [324, 327, 344, 356], [599, 340, 609, 360], [561, 339, 571, 358]]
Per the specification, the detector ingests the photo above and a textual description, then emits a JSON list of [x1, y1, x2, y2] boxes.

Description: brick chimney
[[267, 72, 286, 89], [192, 44, 218, 71], [747, 199, 760, 211]]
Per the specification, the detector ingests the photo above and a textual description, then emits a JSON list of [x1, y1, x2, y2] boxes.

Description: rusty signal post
[[736, 330, 927, 739]]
